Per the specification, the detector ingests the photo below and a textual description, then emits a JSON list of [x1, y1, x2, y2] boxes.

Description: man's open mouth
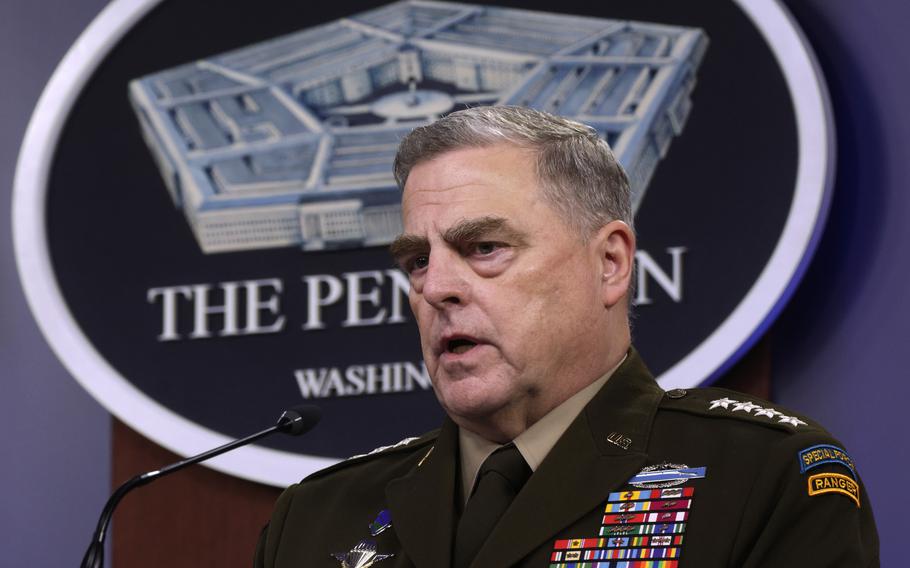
[[446, 338, 478, 355]]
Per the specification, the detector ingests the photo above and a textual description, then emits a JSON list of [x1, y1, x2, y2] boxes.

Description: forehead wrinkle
[[402, 179, 477, 203], [410, 180, 480, 194], [403, 183, 489, 213]]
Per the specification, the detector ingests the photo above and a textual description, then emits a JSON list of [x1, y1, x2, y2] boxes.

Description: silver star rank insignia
[[332, 539, 393, 568]]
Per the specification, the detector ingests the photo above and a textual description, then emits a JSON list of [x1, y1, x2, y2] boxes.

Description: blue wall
[[0, 0, 111, 563], [0, 0, 903, 565], [774, 0, 909, 561]]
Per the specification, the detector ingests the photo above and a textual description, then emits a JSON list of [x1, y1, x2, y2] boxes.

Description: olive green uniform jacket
[[255, 352, 879, 567]]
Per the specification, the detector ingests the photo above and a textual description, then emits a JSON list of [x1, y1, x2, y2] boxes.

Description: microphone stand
[[81, 406, 318, 568]]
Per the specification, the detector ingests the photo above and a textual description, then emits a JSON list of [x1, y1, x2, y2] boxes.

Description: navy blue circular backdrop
[[46, 0, 797, 457]]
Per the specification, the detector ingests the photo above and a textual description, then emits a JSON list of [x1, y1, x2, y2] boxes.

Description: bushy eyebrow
[[389, 216, 527, 266], [444, 216, 512, 245], [389, 234, 429, 266]]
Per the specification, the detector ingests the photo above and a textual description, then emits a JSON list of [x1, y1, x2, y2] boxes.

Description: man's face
[[393, 143, 614, 436]]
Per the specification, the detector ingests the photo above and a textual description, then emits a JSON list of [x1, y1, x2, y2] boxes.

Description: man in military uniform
[[255, 107, 878, 567]]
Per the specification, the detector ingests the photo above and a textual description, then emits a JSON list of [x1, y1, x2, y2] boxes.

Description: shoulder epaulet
[[659, 386, 826, 434], [302, 429, 439, 481]]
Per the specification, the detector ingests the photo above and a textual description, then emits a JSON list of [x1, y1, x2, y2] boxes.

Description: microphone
[[80, 405, 321, 568]]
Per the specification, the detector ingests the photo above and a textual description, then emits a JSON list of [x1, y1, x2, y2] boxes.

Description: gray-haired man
[[256, 106, 878, 568]]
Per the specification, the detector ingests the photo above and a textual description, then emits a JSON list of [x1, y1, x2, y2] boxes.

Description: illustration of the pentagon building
[[129, 0, 707, 253]]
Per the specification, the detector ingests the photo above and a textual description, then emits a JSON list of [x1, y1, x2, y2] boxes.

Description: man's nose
[[421, 252, 469, 309]]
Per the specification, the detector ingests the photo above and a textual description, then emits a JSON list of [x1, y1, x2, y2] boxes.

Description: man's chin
[[436, 381, 511, 423]]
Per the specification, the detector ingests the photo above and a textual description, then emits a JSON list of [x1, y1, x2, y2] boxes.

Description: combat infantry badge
[[628, 462, 707, 489], [331, 539, 393, 568]]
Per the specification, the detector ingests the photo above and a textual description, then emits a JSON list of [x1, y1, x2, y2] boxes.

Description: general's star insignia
[[731, 401, 761, 413], [752, 407, 780, 418], [778, 415, 807, 427], [708, 398, 806, 427], [331, 539, 393, 568], [708, 397, 738, 410]]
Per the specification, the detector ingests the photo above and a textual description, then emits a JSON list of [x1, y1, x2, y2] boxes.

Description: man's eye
[[410, 255, 429, 271], [474, 242, 500, 255]]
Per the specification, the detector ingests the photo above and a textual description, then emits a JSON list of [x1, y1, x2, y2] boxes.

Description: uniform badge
[[368, 509, 392, 536], [628, 463, 707, 489], [807, 473, 861, 508], [331, 539, 394, 568], [348, 437, 419, 460], [708, 397, 807, 427], [798, 444, 856, 478], [551, 477, 699, 566], [607, 431, 633, 450]]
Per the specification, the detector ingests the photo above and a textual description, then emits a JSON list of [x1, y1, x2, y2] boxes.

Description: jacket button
[[666, 389, 687, 399]]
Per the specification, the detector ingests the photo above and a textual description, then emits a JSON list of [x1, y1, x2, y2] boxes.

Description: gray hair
[[393, 105, 633, 237]]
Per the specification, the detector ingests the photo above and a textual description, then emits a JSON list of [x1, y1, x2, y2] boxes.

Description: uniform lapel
[[385, 418, 459, 568], [470, 351, 663, 567]]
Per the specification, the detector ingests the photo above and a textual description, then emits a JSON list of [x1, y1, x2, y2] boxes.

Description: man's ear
[[594, 220, 636, 308]]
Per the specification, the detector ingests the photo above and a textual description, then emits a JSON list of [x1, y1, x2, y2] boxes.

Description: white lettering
[[324, 368, 345, 397], [387, 269, 411, 324], [302, 274, 343, 330], [294, 368, 326, 398], [635, 247, 687, 305], [147, 285, 192, 341], [243, 278, 286, 334], [304, 269, 410, 330], [294, 361, 432, 399], [343, 270, 387, 328], [345, 365, 365, 395], [190, 282, 240, 339], [404, 362, 432, 391], [149, 279, 287, 341], [366, 363, 392, 393]]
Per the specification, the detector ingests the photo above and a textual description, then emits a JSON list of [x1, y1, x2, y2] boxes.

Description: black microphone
[[80, 405, 321, 568]]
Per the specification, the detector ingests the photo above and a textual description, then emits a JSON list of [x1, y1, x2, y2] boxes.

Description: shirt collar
[[458, 355, 626, 503]]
